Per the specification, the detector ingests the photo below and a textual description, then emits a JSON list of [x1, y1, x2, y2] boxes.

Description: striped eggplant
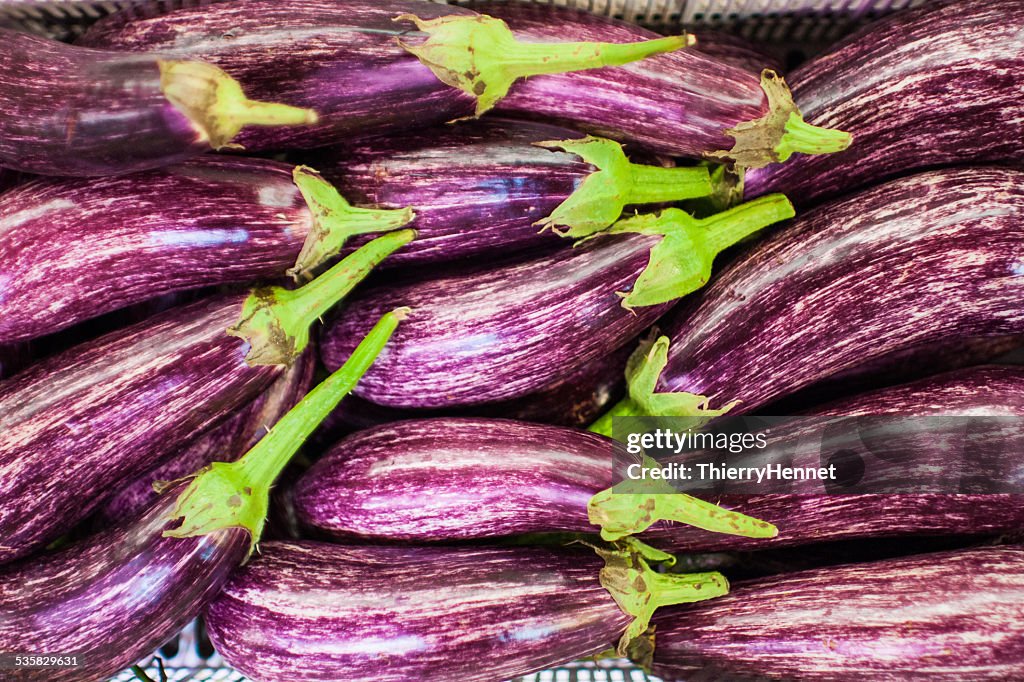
[[319, 195, 794, 409], [0, 230, 409, 564], [79, 0, 687, 153], [294, 366, 1024, 551], [593, 167, 1024, 427], [743, 0, 1024, 206], [0, 157, 411, 344], [478, 2, 851, 167], [0, 312, 401, 682], [647, 545, 1024, 681], [302, 119, 712, 272], [203, 541, 729, 681], [94, 347, 315, 526], [0, 29, 314, 176]]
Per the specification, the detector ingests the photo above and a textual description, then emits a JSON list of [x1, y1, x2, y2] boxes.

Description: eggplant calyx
[[706, 69, 852, 169], [395, 13, 691, 116], [289, 166, 416, 282], [594, 543, 729, 654], [228, 229, 415, 366], [158, 60, 317, 149], [165, 309, 408, 559], [604, 193, 794, 309], [534, 137, 713, 238]]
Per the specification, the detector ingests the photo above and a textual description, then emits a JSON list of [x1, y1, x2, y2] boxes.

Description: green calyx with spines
[[289, 166, 416, 282], [534, 136, 713, 238], [706, 69, 853, 170], [228, 229, 414, 367], [604, 193, 794, 310], [396, 13, 692, 116], [163, 308, 409, 558]]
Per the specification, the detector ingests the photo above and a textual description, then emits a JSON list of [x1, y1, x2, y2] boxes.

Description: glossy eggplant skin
[[294, 366, 1024, 549], [650, 545, 1024, 681], [310, 120, 589, 266], [205, 541, 629, 682], [652, 167, 1024, 417], [743, 0, 1024, 206], [79, 0, 479, 151], [0, 294, 279, 564], [0, 486, 249, 682], [0, 157, 313, 344], [95, 347, 315, 526], [319, 233, 668, 408]]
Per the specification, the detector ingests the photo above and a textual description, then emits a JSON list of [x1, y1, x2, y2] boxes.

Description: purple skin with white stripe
[[0, 295, 279, 564], [1, 157, 312, 344], [648, 545, 1024, 681], [743, 0, 1024, 206], [633, 166, 1024, 420], [0, 29, 312, 176], [0, 485, 249, 682], [293, 366, 1024, 550], [204, 541, 632, 682], [94, 347, 315, 526], [319, 233, 670, 409]]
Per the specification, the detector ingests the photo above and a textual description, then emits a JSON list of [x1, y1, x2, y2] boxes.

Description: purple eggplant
[[294, 366, 1024, 552], [647, 545, 1024, 681], [94, 347, 315, 526], [593, 166, 1024, 428], [0, 230, 410, 564], [204, 540, 729, 681], [0, 28, 314, 176], [743, 0, 1024, 206], [479, 2, 851, 167], [303, 119, 712, 272], [319, 195, 794, 409], [0, 157, 412, 344], [79, 0, 687, 153]]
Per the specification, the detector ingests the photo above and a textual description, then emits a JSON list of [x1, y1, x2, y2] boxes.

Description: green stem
[[776, 111, 854, 162], [626, 164, 712, 205], [588, 397, 638, 437], [227, 229, 414, 366], [289, 166, 416, 281], [164, 308, 409, 557], [700, 192, 796, 255]]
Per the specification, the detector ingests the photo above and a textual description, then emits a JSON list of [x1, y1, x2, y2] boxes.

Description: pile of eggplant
[[0, 0, 1022, 680]]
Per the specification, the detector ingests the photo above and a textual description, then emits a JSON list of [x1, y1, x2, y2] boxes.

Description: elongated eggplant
[[80, 0, 686, 153], [0, 230, 410, 564], [303, 119, 712, 272], [95, 347, 315, 526], [0, 157, 411, 344], [319, 195, 793, 408], [0, 311, 400, 682], [294, 366, 1024, 551], [593, 167, 1024, 426], [742, 0, 1024, 206], [0, 29, 314, 176], [204, 541, 729, 681], [478, 2, 851, 167], [647, 545, 1024, 681]]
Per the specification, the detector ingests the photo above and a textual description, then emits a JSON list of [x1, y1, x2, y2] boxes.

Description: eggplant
[[294, 366, 1024, 551], [0, 28, 314, 176], [319, 195, 793, 409], [95, 347, 315, 526], [0, 230, 410, 564], [79, 0, 686, 153], [0, 157, 412, 344], [203, 541, 729, 681], [304, 119, 712, 271], [0, 311, 401, 682], [743, 0, 1024, 206], [478, 2, 851, 167], [647, 545, 1024, 681], [593, 167, 1024, 427]]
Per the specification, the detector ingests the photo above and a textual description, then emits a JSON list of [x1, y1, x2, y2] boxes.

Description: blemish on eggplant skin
[[147, 229, 250, 248]]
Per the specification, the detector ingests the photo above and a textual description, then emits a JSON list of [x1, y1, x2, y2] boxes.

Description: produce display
[[0, 0, 1021, 681]]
